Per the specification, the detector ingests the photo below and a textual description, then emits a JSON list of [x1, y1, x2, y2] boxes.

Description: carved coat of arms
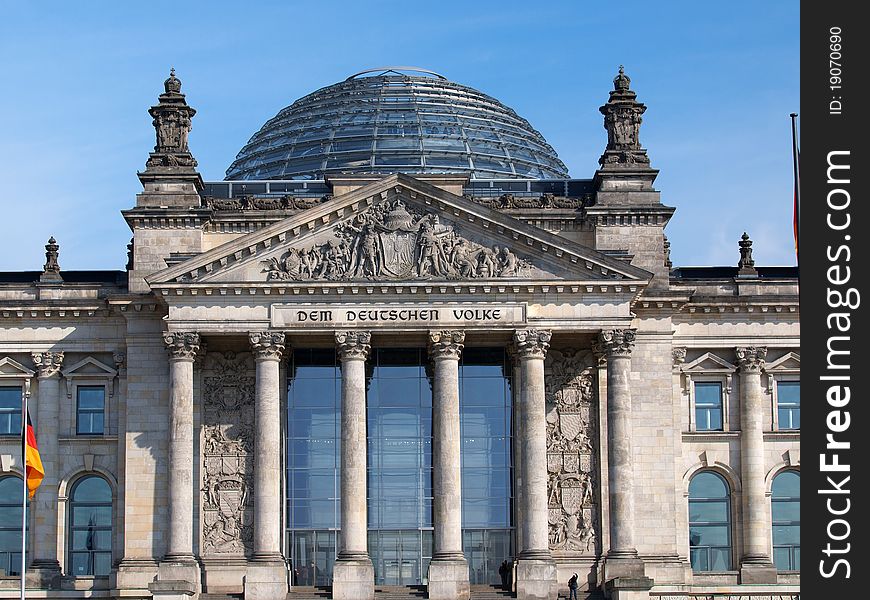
[[261, 196, 532, 281], [545, 349, 598, 555], [200, 352, 255, 556]]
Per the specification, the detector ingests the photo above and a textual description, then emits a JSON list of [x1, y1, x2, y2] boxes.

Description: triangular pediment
[[0, 357, 35, 378], [765, 352, 800, 371], [61, 356, 117, 379], [682, 352, 736, 372], [148, 173, 652, 287]]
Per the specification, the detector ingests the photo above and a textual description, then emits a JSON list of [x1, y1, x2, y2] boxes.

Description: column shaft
[[336, 331, 371, 558], [250, 332, 286, 560], [429, 331, 465, 559], [163, 332, 199, 560], [31, 352, 64, 571], [598, 329, 639, 559], [513, 330, 552, 559], [737, 347, 772, 565]]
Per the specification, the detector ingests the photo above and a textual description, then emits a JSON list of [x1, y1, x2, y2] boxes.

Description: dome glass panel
[[225, 68, 569, 181]]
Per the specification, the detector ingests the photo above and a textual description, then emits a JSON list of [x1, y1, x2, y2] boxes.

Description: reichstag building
[[0, 67, 799, 600]]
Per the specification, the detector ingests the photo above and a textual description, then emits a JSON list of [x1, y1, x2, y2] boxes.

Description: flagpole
[[21, 380, 30, 600], [790, 112, 800, 266]]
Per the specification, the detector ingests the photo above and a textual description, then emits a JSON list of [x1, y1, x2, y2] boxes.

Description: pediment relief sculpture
[[261, 197, 533, 282]]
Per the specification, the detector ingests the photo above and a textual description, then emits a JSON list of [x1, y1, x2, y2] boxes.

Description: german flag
[[23, 409, 44, 499]]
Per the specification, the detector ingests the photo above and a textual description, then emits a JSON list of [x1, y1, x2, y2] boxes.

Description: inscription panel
[[272, 303, 526, 328]]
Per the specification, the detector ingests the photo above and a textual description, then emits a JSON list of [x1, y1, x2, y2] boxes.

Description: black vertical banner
[[802, 2, 869, 597]]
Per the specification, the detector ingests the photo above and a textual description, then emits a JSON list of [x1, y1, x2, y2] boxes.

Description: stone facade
[[0, 69, 799, 599]]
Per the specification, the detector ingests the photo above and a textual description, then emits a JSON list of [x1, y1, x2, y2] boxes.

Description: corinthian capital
[[428, 330, 465, 360], [163, 332, 200, 361], [31, 351, 64, 378], [249, 331, 286, 360], [335, 331, 371, 361], [512, 329, 552, 360], [597, 329, 636, 358], [736, 346, 767, 373]]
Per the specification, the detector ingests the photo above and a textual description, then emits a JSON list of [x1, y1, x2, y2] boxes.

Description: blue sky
[[0, 0, 799, 271]]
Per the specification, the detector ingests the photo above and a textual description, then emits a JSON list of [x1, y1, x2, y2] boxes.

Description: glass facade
[[772, 471, 800, 571], [286, 349, 341, 586], [459, 348, 513, 585], [226, 70, 569, 181], [366, 349, 433, 585], [688, 472, 732, 572], [285, 347, 513, 586]]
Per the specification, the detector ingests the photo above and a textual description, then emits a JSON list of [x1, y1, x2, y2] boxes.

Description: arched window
[[688, 471, 732, 571], [1, 475, 26, 576], [772, 471, 800, 570], [68, 476, 112, 577]]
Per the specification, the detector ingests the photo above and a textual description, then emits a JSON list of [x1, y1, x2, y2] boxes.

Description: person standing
[[567, 572, 579, 600]]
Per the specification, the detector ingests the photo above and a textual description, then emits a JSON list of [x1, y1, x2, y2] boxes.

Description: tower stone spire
[[144, 68, 199, 170], [738, 232, 758, 276], [598, 65, 651, 168], [40, 236, 63, 282]]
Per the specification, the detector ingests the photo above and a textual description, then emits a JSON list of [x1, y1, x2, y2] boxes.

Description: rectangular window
[[694, 382, 723, 431], [777, 381, 800, 430], [0, 387, 22, 436], [76, 386, 105, 435]]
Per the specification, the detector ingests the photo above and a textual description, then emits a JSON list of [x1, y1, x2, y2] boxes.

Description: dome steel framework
[[225, 68, 569, 181]]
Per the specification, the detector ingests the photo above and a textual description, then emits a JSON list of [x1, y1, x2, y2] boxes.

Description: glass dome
[[225, 68, 569, 181]]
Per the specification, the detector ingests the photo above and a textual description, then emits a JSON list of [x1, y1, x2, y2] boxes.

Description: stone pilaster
[[244, 332, 289, 600], [513, 329, 558, 600], [427, 331, 470, 600], [333, 331, 374, 600], [153, 331, 201, 599], [30, 351, 64, 586], [736, 346, 777, 584], [598, 329, 651, 594]]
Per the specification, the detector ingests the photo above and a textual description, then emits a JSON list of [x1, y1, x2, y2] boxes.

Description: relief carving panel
[[200, 351, 255, 556], [262, 197, 532, 281], [545, 349, 598, 555]]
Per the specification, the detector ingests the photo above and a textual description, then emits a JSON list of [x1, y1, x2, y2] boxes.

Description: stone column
[[30, 351, 64, 586], [598, 329, 650, 592], [427, 331, 470, 600], [151, 332, 200, 600], [513, 329, 557, 600], [244, 332, 289, 599], [736, 347, 777, 584], [332, 331, 374, 600]]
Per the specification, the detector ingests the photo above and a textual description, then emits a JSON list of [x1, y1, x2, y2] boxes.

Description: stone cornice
[[121, 207, 212, 230], [428, 330, 465, 360], [335, 330, 371, 360], [249, 331, 286, 360]]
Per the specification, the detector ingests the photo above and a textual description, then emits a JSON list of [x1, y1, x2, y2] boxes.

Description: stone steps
[[204, 583, 605, 599]]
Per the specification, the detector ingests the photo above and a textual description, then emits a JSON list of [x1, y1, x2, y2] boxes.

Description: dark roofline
[[0, 271, 127, 285], [671, 266, 798, 280]]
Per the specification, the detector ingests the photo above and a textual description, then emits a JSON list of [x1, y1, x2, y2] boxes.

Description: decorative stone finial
[[164, 67, 182, 94], [614, 65, 631, 91], [598, 66, 650, 168], [737, 232, 757, 276], [40, 236, 62, 282], [144, 68, 198, 171]]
